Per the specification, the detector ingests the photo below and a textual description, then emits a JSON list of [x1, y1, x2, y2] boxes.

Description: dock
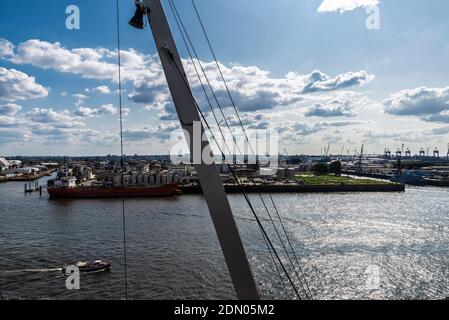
[[24, 181, 44, 195]]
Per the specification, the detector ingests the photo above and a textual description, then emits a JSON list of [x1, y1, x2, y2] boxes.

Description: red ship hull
[[47, 183, 182, 198]]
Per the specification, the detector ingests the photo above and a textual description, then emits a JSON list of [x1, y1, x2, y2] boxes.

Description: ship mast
[[136, 0, 259, 300]]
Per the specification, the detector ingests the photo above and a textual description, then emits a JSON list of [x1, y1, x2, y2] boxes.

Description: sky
[[0, 0, 449, 156]]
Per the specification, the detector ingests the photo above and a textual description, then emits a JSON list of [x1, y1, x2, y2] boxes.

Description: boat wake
[[2, 268, 62, 274]]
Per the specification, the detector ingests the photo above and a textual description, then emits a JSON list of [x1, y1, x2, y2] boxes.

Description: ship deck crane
[[132, 0, 259, 299]]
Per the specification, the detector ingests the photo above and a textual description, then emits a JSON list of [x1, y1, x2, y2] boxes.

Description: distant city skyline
[[1, 0, 449, 156]]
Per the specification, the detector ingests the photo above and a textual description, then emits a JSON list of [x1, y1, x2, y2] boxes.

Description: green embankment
[[296, 174, 392, 186]]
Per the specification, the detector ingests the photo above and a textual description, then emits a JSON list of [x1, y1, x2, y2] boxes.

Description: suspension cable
[[169, 6, 307, 295], [166, 0, 294, 298], [163, 39, 302, 300], [258, 192, 310, 299], [187, 0, 315, 298], [168, 0, 292, 298], [167, 0, 233, 158], [190, 0, 256, 157], [260, 228, 290, 299], [167, 0, 315, 299], [168, 0, 244, 158], [268, 193, 313, 296], [116, 0, 128, 300]]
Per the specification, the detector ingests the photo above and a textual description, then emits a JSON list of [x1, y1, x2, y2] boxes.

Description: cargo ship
[[47, 170, 181, 199], [47, 183, 181, 198]]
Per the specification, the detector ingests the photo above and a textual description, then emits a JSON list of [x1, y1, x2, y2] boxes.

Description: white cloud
[[362, 129, 429, 144], [29, 126, 119, 146], [275, 119, 363, 137], [72, 93, 88, 100], [0, 39, 15, 58], [222, 113, 270, 129], [4, 38, 424, 153], [9, 40, 117, 81], [72, 93, 88, 108], [428, 126, 449, 136], [0, 67, 48, 102], [0, 128, 25, 144], [0, 103, 22, 116], [74, 104, 129, 118], [123, 122, 179, 142], [25, 108, 84, 128], [317, 0, 379, 13], [301, 70, 374, 94], [0, 115, 20, 127], [130, 60, 373, 116], [2, 39, 374, 117], [383, 86, 449, 120], [305, 99, 357, 117], [422, 110, 449, 123], [92, 85, 111, 94], [5, 39, 156, 84]]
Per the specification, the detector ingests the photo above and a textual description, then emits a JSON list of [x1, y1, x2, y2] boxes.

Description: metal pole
[[141, 0, 259, 300]]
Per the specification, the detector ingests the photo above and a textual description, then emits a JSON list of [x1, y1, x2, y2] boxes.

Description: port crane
[[128, 0, 259, 299], [321, 143, 330, 158], [396, 144, 404, 175], [405, 148, 411, 158], [338, 145, 345, 161], [356, 144, 364, 173], [433, 147, 440, 158], [419, 148, 425, 157]]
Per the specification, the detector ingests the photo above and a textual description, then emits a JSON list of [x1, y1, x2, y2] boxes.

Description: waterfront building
[[0, 156, 11, 172]]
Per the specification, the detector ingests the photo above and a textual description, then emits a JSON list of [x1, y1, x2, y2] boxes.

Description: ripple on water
[[1, 178, 449, 299]]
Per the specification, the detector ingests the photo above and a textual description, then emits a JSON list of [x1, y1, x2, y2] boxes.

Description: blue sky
[[1, 0, 449, 156]]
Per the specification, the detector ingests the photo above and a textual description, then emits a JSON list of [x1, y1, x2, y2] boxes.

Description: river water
[[1, 175, 448, 300]]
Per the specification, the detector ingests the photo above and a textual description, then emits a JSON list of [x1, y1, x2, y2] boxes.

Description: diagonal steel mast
[[138, 0, 259, 300]]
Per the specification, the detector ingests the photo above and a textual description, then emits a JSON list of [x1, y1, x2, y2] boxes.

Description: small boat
[[62, 260, 111, 273]]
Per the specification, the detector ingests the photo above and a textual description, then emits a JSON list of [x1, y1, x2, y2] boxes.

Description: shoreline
[[40, 182, 406, 199], [0, 169, 56, 183], [181, 183, 406, 194]]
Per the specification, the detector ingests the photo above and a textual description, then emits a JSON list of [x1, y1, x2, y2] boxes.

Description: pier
[[24, 181, 44, 195]]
